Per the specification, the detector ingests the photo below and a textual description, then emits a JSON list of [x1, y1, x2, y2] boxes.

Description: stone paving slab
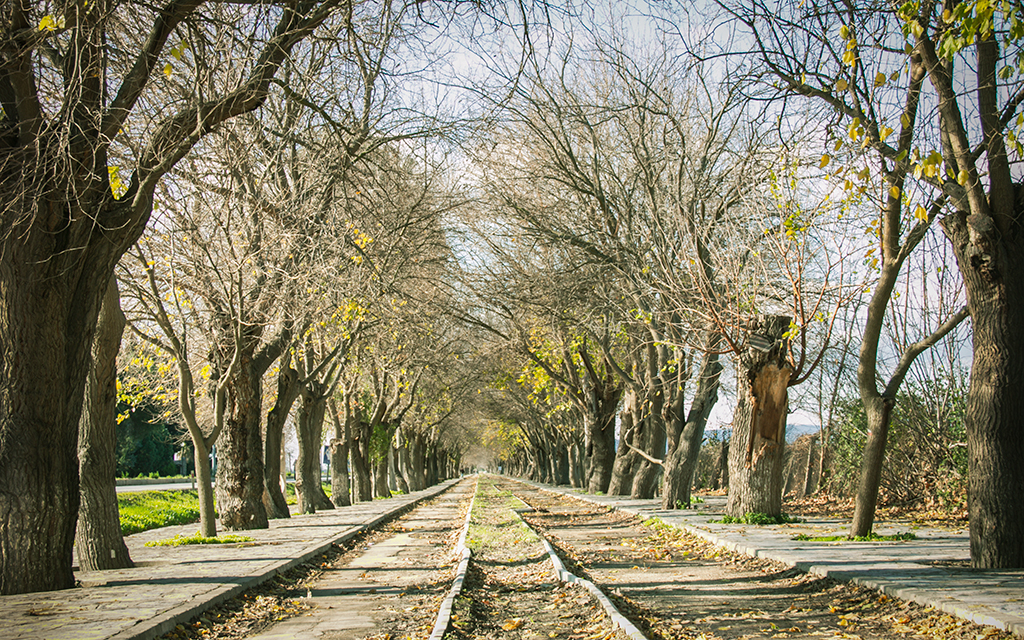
[[524, 481, 1024, 637], [2, 480, 459, 640]]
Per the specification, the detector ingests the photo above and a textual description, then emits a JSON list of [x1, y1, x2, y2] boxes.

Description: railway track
[[162, 475, 1016, 640]]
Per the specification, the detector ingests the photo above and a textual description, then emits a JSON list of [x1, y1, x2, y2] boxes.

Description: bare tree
[[0, 0, 365, 593]]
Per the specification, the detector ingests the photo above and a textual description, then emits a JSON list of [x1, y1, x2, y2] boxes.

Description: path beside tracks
[[2, 479, 460, 640]]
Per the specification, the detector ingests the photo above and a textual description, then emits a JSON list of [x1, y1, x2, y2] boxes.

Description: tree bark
[[298, 384, 335, 513], [585, 377, 623, 494], [373, 456, 391, 498], [193, 437, 218, 538], [726, 316, 792, 518], [0, 222, 115, 594], [215, 340, 269, 530], [801, 433, 818, 497], [608, 389, 640, 495], [662, 350, 722, 509], [76, 277, 133, 571], [264, 357, 299, 519], [351, 419, 373, 502], [631, 403, 667, 499], [942, 212, 1024, 568], [328, 398, 351, 507]]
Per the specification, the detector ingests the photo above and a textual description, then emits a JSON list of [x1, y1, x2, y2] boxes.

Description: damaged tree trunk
[[726, 316, 792, 518]]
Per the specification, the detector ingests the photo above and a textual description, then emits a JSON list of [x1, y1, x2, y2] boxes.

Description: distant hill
[[704, 422, 820, 444]]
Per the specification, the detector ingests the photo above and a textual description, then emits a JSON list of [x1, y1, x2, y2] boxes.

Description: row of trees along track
[[0, 0, 483, 594], [4, 0, 1024, 597]]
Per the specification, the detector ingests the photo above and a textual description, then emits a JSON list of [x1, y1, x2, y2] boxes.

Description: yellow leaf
[[880, 125, 894, 141], [835, 78, 848, 91], [819, 154, 831, 169], [843, 49, 857, 67], [914, 205, 928, 221], [38, 15, 57, 31], [957, 168, 969, 185], [889, 185, 900, 199], [901, 113, 911, 129], [874, 72, 886, 87], [163, 63, 173, 77]]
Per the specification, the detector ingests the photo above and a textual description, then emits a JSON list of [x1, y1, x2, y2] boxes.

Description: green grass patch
[[465, 477, 538, 552], [284, 482, 333, 505], [118, 490, 201, 536], [143, 532, 255, 547], [791, 531, 917, 542], [710, 512, 802, 525]]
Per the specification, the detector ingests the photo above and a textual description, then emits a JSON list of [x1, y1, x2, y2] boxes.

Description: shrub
[[824, 378, 968, 510]]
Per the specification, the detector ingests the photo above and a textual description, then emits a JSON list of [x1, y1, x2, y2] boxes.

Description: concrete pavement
[[2, 479, 460, 640], [525, 481, 1024, 636]]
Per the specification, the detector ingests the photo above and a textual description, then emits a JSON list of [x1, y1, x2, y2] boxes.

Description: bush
[[824, 379, 968, 510]]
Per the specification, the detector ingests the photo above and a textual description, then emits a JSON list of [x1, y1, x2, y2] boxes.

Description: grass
[[118, 489, 202, 536], [465, 477, 538, 553], [144, 532, 255, 547], [284, 481, 333, 505], [710, 512, 802, 525], [791, 531, 917, 542]]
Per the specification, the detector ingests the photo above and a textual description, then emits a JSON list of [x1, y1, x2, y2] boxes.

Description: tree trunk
[[802, 433, 819, 497], [716, 439, 729, 490], [264, 361, 299, 519], [943, 213, 1024, 568], [391, 432, 410, 494], [585, 380, 623, 494], [662, 351, 723, 509], [632, 409, 667, 499], [408, 432, 427, 491], [193, 437, 218, 538], [328, 398, 351, 507], [351, 419, 373, 502], [76, 277, 133, 571], [0, 237, 112, 593], [726, 316, 792, 518], [849, 396, 894, 535], [373, 457, 391, 498], [608, 390, 640, 495], [296, 391, 333, 513], [215, 342, 269, 530]]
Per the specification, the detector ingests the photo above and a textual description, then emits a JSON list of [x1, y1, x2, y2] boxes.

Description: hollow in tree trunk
[[726, 316, 792, 518], [76, 277, 133, 571]]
